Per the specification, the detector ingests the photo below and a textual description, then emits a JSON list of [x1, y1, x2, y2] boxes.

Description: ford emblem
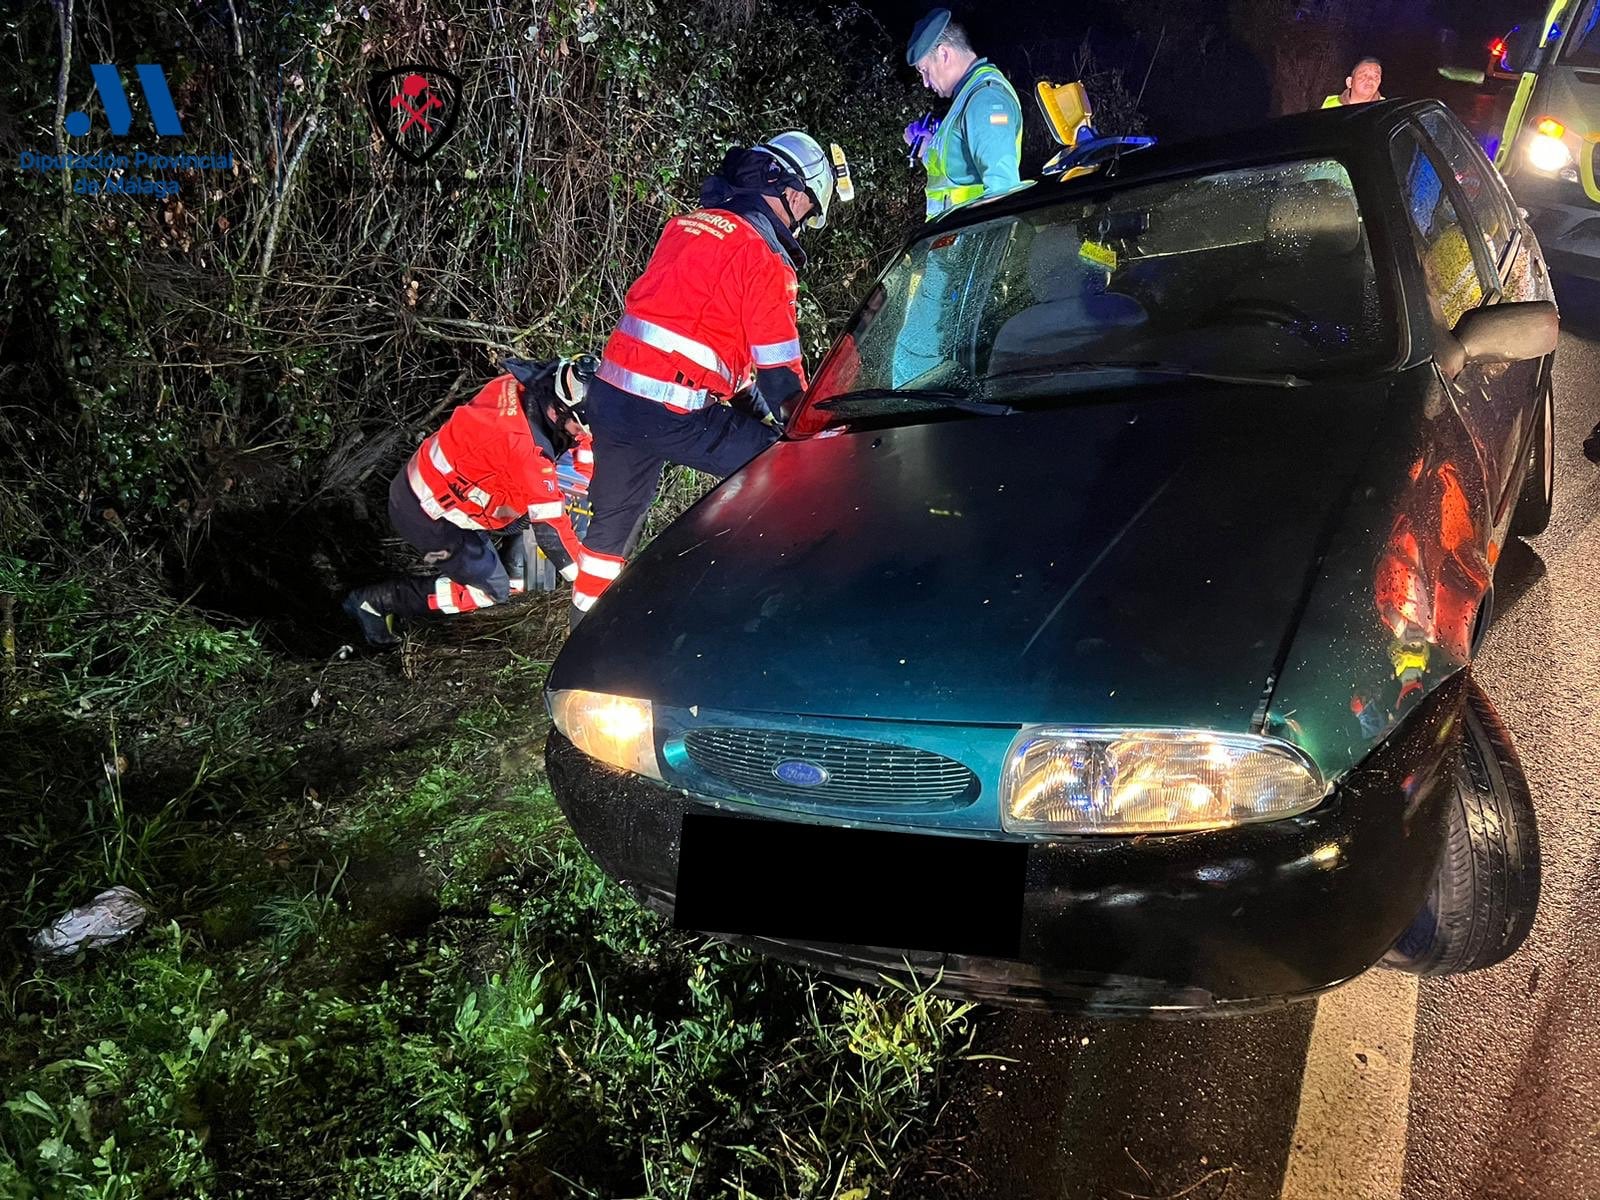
[[773, 759, 830, 787]]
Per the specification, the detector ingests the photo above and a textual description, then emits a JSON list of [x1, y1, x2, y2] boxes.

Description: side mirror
[[1445, 301, 1559, 375], [1502, 29, 1539, 74]]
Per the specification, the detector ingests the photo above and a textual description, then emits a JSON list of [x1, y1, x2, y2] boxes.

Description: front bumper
[[545, 683, 1463, 1016], [1514, 173, 1600, 279]]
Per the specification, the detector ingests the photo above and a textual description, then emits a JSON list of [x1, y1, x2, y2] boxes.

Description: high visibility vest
[[924, 61, 1023, 219]]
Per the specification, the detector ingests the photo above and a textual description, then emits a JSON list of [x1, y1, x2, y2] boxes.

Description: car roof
[[927, 98, 1450, 233]]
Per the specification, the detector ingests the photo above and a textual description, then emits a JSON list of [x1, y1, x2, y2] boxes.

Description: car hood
[[552, 380, 1389, 729]]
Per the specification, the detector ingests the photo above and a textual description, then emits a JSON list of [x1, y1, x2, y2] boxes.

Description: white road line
[[1278, 969, 1421, 1200]]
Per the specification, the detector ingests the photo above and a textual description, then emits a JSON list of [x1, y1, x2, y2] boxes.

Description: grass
[[642, 467, 719, 546], [0, 549, 979, 1198]]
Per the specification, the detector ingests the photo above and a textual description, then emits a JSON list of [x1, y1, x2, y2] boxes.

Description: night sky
[[863, 0, 1532, 144]]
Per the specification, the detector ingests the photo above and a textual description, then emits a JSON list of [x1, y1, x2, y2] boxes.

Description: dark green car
[[545, 100, 1558, 1014]]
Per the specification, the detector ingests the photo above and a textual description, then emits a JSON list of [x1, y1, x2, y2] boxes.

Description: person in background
[[1323, 57, 1386, 108], [341, 357, 593, 645]]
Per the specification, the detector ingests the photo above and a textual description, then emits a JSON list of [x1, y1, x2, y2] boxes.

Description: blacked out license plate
[[674, 811, 1026, 958]]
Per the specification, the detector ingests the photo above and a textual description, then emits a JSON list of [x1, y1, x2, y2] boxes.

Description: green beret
[[907, 8, 952, 66]]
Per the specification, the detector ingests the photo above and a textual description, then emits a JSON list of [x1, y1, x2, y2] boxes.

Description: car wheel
[[1511, 378, 1553, 538], [1382, 677, 1540, 976]]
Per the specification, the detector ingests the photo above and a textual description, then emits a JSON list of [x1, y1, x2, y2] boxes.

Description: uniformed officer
[[895, 10, 1025, 386], [571, 132, 847, 627], [905, 9, 1024, 219]]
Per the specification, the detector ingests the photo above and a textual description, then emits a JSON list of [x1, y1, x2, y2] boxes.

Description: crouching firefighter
[[342, 356, 595, 646], [574, 131, 852, 628]]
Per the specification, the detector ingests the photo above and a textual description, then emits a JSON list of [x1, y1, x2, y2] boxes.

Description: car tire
[[1511, 377, 1553, 538], [1382, 677, 1540, 976]]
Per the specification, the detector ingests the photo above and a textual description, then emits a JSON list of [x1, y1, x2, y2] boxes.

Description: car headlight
[[999, 727, 1326, 834], [1528, 118, 1575, 174], [547, 689, 662, 780]]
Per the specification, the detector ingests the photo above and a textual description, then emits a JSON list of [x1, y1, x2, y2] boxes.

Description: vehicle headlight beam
[[1527, 118, 1575, 174], [547, 689, 663, 780]]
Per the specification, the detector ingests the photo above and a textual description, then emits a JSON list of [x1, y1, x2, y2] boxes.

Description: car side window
[[1389, 126, 1488, 325], [1419, 109, 1515, 271]]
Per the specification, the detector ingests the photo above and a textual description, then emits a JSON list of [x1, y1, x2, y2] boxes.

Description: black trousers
[[583, 377, 779, 560], [384, 470, 511, 616]]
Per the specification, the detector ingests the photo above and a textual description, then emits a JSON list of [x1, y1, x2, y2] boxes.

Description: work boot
[[1585, 420, 1600, 464], [342, 584, 401, 647]]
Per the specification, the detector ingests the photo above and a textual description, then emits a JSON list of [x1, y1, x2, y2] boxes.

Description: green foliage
[[0, 4, 969, 1194], [1, 556, 979, 1194], [0, 0, 921, 535], [0, 550, 290, 938], [1, 553, 265, 724], [1, 693, 977, 1199]]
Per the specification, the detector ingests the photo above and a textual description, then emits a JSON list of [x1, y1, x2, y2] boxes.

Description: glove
[[904, 113, 939, 162], [903, 113, 939, 147], [729, 384, 784, 428], [724, 386, 760, 416]]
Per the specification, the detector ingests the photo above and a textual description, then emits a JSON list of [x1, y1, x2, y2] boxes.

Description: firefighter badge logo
[[366, 65, 462, 166]]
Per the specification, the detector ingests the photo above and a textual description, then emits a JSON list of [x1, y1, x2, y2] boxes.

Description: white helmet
[[757, 131, 853, 230], [553, 354, 596, 434]]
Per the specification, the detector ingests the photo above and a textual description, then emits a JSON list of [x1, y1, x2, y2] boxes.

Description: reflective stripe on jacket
[[404, 374, 584, 564], [924, 59, 1024, 219], [599, 208, 806, 411], [572, 546, 624, 613], [572, 433, 595, 489]]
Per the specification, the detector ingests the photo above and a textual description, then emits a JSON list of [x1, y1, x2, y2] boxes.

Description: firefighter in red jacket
[[571, 130, 850, 626], [342, 356, 594, 645]]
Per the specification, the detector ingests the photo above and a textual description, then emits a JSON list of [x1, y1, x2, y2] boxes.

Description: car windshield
[[793, 158, 1391, 434]]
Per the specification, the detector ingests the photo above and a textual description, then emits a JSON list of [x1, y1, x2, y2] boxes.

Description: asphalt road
[[893, 274, 1600, 1200]]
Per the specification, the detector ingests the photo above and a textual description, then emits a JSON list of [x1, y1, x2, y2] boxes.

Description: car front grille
[[681, 727, 979, 808]]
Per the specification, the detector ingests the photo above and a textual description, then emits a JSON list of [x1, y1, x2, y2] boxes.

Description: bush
[[0, 0, 923, 549], [1, 722, 978, 1199]]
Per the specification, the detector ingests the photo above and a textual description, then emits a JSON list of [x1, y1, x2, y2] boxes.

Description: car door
[[1390, 118, 1525, 524]]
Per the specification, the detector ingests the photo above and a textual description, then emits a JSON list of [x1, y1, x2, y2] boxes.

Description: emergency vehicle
[[1492, 0, 1600, 278]]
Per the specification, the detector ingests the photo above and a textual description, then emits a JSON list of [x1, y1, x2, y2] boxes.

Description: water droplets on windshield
[[798, 157, 1391, 431]]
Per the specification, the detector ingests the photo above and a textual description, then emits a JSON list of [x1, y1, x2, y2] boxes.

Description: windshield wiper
[[979, 360, 1311, 390], [815, 388, 1017, 416]]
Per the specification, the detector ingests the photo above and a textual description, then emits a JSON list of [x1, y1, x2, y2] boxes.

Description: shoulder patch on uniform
[[989, 111, 1010, 125]]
